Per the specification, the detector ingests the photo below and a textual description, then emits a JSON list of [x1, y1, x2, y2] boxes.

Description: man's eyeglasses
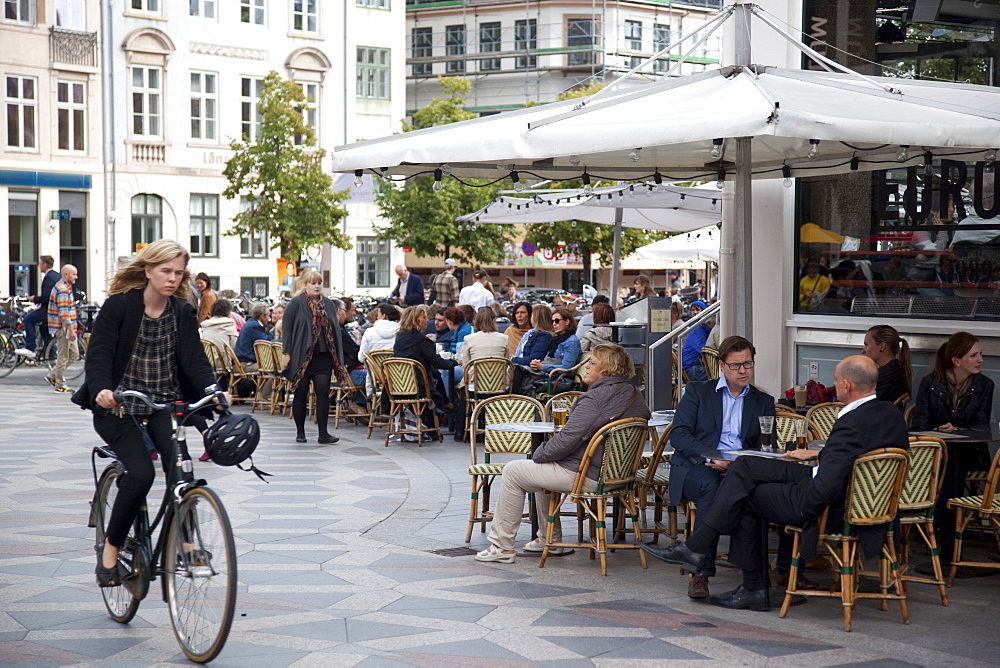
[[722, 361, 755, 370]]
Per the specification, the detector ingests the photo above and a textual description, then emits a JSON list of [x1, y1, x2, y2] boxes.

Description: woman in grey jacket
[[475, 343, 650, 563], [282, 269, 345, 444]]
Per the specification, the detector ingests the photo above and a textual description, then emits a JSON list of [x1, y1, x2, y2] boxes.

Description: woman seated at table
[[444, 307, 509, 398], [530, 307, 581, 374], [912, 331, 994, 432], [392, 306, 458, 432], [505, 301, 532, 355], [579, 302, 615, 352], [511, 304, 554, 393], [444, 307, 473, 355], [475, 343, 651, 563], [861, 324, 912, 404]]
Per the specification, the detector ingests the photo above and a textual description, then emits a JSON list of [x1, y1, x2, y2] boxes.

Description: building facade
[[1, 0, 104, 300]]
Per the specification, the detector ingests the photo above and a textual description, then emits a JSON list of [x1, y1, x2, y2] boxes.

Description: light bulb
[[628, 148, 641, 162], [808, 139, 820, 159], [783, 177, 792, 188], [716, 168, 725, 189], [440, 163, 453, 176], [987, 149, 997, 166], [646, 185, 653, 197], [711, 199, 717, 210], [549, 221, 555, 227], [582, 172, 593, 195], [569, 155, 580, 166], [782, 165, 792, 188], [432, 168, 444, 192], [924, 151, 934, 176], [354, 169, 364, 188], [571, 221, 577, 227], [896, 145, 909, 162], [514, 181, 524, 193], [710, 138, 723, 160]]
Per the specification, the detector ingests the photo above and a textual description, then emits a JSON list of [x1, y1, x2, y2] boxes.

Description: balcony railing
[[50, 27, 98, 68], [132, 142, 166, 164]]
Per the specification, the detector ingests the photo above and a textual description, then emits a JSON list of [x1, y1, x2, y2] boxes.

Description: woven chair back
[[366, 349, 394, 382], [254, 340, 276, 374], [976, 447, 1000, 508], [219, 342, 246, 375], [201, 339, 226, 376], [473, 394, 544, 456], [900, 438, 945, 511], [893, 392, 911, 412], [544, 391, 583, 417], [638, 423, 672, 482], [774, 414, 815, 450], [382, 358, 427, 399], [593, 418, 649, 491], [903, 404, 915, 429], [466, 357, 513, 396], [805, 402, 843, 439], [570, 352, 592, 386], [845, 448, 910, 527], [701, 347, 720, 380]]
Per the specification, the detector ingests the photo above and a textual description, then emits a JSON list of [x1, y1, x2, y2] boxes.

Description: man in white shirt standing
[[458, 270, 495, 309]]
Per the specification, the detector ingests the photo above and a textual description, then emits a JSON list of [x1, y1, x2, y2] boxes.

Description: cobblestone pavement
[[2, 366, 1000, 666]]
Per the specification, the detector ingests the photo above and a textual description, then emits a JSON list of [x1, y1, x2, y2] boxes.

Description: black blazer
[[911, 372, 994, 432], [669, 380, 776, 504], [392, 330, 457, 384], [72, 289, 216, 411], [876, 358, 909, 404]]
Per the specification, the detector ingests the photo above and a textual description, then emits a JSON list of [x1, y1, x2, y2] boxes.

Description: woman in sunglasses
[[529, 308, 582, 374]]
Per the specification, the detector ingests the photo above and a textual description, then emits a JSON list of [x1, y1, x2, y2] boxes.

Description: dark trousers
[[94, 409, 179, 548], [937, 442, 991, 560], [23, 307, 50, 352], [700, 456, 811, 576], [681, 464, 724, 577]]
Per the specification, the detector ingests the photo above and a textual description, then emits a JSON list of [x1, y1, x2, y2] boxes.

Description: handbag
[[532, 369, 577, 396]]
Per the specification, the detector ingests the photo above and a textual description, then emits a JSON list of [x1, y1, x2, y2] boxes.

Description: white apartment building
[[406, 0, 723, 115], [1, 0, 104, 300], [103, 0, 406, 301]]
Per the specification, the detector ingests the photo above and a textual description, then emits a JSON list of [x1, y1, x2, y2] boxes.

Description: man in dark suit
[[390, 265, 425, 306], [666, 335, 776, 599], [16, 255, 61, 358], [643, 355, 909, 611]]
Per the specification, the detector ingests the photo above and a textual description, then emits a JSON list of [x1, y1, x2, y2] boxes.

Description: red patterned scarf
[[290, 296, 347, 389]]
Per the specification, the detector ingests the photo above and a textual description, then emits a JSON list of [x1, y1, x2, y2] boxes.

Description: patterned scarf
[[290, 296, 347, 389]]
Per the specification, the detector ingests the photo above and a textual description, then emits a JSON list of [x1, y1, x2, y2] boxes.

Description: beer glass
[[551, 399, 569, 429], [795, 418, 809, 449], [794, 385, 808, 409], [758, 415, 774, 453]]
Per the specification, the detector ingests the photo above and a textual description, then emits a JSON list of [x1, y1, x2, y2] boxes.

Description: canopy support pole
[[610, 207, 623, 305]]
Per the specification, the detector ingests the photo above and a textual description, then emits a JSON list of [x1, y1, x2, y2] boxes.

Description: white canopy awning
[[632, 225, 721, 262]]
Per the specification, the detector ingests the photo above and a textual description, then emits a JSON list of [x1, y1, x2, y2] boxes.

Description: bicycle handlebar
[[113, 385, 227, 413]]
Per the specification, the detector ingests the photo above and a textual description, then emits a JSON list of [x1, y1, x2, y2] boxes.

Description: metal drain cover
[[428, 547, 479, 558]]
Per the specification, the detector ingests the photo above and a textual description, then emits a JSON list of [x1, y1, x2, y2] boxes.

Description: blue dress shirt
[[716, 376, 749, 451]]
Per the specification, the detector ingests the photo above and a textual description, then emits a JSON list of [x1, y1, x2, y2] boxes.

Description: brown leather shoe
[[688, 574, 710, 599], [776, 569, 822, 590]]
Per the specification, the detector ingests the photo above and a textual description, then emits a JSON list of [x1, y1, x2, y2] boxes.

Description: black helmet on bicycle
[[203, 412, 260, 467]]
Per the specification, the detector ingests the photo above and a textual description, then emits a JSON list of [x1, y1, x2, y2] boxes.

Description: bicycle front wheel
[[95, 466, 141, 623], [0, 331, 16, 378], [165, 486, 237, 664]]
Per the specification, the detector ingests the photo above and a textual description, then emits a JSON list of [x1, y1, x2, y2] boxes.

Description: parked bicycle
[[0, 313, 88, 380], [89, 387, 249, 663]]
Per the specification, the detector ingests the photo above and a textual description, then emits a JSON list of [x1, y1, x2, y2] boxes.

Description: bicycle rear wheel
[[94, 466, 141, 623], [165, 486, 237, 664], [0, 331, 16, 378], [40, 335, 86, 380]]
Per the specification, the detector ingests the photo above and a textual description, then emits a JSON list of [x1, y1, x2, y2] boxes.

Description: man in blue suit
[[390, 265, 425, 306], [664, 335, 775, 599]]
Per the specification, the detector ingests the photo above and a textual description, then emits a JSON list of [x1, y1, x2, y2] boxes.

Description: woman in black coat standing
[[282, 269, 345, 444], [392, 306, 457, 431], [73, 239, 225, 588]]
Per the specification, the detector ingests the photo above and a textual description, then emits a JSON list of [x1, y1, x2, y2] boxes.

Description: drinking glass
[[794, 385, 808, 409], [552, 399, 569, 429], [758, 415, 774, 453], [795, 418, 809, 449]]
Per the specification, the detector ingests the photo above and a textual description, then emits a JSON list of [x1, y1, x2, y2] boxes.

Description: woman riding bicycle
[[73, 239, 228, 588]]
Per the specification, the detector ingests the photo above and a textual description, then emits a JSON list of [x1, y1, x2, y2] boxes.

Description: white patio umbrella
[[333, 3, 1000, 336], [633, 226, 721, 263]]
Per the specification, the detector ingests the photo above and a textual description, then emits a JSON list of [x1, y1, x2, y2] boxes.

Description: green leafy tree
[[223, 71, 350, 259], [374, 77, 512, 264]]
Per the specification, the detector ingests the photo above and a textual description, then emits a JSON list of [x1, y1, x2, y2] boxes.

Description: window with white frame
[[653, 23, 670, 72], [240, 198, 268, 258], [240, 0, 265, 24], [356, 47, 390, 100], [130, 66, 161, 138], [130, 0, 160, 14], [56, 80, 85, 152], [190, 71, 217, 141], [356, 236, 390, 288], [445, 25, 465, 74], [567, 18, 596, 66], [190, 194, 219, 257], [356, 0, 388, 8], [625, 20, 642, 51], [292, 0, 317, 33], [412, 27, 432, 76], [479, 22, 501, 72], [131, 194, 162, 250], [189, 0, 215, 18], [5, 75, 37, 150], [240, 75, 263, 140], [55, 0, 85, 29], [515, 19, 536, 69], [4, 0, 33, 23], [294, 81, 318, 145]]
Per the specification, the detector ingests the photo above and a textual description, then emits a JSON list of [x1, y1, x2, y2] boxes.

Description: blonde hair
[[292, 268, 323, 296], [589, 343, 635, 379], [398, 305, 426, 333], [531, 304, 553, 333], [108, 239, 191, 298]]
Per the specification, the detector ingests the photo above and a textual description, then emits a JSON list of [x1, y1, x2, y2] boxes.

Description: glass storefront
[[793, 1, 999, 321]]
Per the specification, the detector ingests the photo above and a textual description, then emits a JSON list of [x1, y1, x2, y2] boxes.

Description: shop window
[[131, 193, 162, 251], [357, 236, 390, 287]]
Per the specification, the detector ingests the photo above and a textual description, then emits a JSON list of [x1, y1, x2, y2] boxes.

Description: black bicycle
[[89, 388, 236, 663]]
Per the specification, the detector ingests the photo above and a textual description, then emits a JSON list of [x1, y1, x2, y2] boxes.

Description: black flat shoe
[[317, 435, 339, 444], [709, 585, 770, 611], [640, 541, 710, 575], [95, 546, 124, 588], [295, 434, 307, 443]]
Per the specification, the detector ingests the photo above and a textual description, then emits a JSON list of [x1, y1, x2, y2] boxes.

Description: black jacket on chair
[[668, 379, 776, 505], [911, 372, 994, 432], [392, 330, 457, 390]]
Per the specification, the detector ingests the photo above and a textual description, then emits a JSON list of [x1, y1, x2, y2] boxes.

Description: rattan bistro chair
[[633, 424, 676, 544], [543, 391, 583, 418], [774, 413, 821, 451], [898, 436, 948, 606], [780, 447, 911, 632], [201, 339, 228, 388], [700, 347, 720, 380], [465, 394, 545, 542], [539, 417, 650, 576], [805, 402, 845, 439], [251, 340, 276, 413], [462, 357, 514, 438], [382, 358, 442, 446], [363, 349, 394, 439], [893, 392, 911, 413], [946, 446, 1000, 586]]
